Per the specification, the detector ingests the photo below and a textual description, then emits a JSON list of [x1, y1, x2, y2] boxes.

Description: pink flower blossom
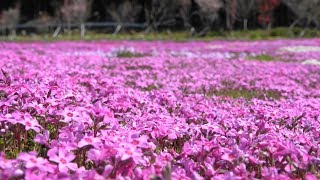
[[49, 149, 77, 173], [1, 40, 320, 179], [78, 135, 101, 148]]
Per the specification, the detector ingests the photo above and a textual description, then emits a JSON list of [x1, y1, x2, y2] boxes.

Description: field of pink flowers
[[1, 39, 320, 179]]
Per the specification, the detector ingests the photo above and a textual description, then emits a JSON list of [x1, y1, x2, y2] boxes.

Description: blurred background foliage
[[0, 0, 319, 40]]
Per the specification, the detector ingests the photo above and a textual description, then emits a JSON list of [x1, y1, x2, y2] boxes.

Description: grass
[[223, 27, 320, 40], [1, 31, 197, 42], [1, 27, 320, 42], [125, 65, 153, 70], [117, 51, 150, 58], [205, 88, 282, 100], [247, 54, 275, 62]]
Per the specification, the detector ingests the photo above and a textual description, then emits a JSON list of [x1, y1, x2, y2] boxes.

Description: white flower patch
[[108, 46, 151, 58], [279, 46, 320, 53], [170, 50, 235, 59], [200, 52, 235, 59], [170, 51, 196, 58], [302, 59, 320, 66], [108, 46, 135, 57], [207, 45, 223, 49], [63, 50, 106, 57]]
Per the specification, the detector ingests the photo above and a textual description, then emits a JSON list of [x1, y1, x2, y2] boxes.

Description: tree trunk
[[67, 21, 71, 37], [11, 29, 16, 37], [80, 23, 86, 38], [226, 9, 232, 30], [0, 26, 4, 36], [243, 19, 248, 30], [267, 23, 272, 31], [53, 26, 61, 37], [113, 24, 122, 35]]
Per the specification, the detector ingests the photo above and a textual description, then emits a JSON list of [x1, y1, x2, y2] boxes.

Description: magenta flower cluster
[[0, 39, 320, 179]]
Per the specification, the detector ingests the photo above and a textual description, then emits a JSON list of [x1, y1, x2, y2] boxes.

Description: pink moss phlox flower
[[78, 134, 101, 148], [49, 149, 77, 173], [18, 151, 54, 173]]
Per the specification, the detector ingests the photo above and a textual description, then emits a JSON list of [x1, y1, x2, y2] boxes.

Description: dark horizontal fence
[[15, 22, 147, 30]]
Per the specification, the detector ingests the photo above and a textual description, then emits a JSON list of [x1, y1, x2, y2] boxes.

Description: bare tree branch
[[0, 4, 20, 36], [194, 0, 223, 35]]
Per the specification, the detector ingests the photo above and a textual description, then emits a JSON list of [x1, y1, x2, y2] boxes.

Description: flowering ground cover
[[0, 39, 320, 179]]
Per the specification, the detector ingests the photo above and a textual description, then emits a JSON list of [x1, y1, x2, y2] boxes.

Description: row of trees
[[1, 0, 320, 36]]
